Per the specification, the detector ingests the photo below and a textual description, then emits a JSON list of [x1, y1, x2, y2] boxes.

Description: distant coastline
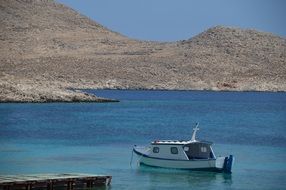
[[1, 85, 285, 103]]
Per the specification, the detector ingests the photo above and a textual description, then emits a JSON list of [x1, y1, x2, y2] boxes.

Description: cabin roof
[[151, 140, 213, 145]]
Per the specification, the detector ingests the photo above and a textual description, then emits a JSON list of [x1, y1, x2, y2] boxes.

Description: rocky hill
[[0, 0, 285, 102]]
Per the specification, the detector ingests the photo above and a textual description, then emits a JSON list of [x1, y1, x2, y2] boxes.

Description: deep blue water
[[0, 90, 286, 190]]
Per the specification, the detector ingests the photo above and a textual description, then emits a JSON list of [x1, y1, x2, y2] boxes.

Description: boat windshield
[[183, 142, 214, 160]]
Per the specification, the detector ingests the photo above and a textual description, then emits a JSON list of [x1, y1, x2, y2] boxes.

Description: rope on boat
[[136, 151, 145, 167], [130, 148, 134, 168]]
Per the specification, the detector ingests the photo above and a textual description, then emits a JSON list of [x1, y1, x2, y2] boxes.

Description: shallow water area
[[1, 90, 286, 189]]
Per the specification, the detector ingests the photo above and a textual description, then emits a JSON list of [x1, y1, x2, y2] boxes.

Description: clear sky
[[57, 0, 286, 42]]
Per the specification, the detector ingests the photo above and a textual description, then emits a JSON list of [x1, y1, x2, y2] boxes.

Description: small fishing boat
[[133, 123, 234, 173]]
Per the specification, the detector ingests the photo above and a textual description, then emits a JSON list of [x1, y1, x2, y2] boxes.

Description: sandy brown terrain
[[0, 0, 285, 102]]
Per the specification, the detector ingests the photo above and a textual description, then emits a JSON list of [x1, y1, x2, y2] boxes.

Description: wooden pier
[[0, 173, 112, 190]]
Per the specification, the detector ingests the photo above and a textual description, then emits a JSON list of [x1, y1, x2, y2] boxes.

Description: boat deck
[[0, 173, 112, 190]]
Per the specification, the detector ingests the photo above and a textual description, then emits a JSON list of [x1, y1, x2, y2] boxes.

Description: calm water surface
[[0, 90, 286, 190]]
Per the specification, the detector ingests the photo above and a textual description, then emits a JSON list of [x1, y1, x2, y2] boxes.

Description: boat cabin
[[183, 142, 215, 160], [149, 140, 216, 160]]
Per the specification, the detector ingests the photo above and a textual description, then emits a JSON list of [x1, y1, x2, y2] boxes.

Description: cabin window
[[201, 147, 207, 153], [184, 143, 212, 159], [171, 147, 178, 154], [183, 146, 189, 151], [153, 147, 159, 153]]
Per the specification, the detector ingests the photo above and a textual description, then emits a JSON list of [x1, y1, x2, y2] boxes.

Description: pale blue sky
[[57, 0, 286, 41]]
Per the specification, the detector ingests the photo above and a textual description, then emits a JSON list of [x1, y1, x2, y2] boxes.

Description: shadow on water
[[86, 187, 110, 190], [134, 165, 232, 189]]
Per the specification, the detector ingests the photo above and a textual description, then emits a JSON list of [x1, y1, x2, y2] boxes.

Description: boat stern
[[223, 155, 234, 173], [215, 155, 234, 173]]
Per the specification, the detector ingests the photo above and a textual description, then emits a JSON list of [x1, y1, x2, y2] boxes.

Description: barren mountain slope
[[0, 0, 285, 102]]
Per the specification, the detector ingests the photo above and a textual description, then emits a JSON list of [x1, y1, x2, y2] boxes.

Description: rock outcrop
[[0, 0, 285, 102]]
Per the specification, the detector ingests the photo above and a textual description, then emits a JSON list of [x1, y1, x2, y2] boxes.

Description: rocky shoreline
[[0, 90, 119, 103], [0, 72, 284, 103], [0, 77, 284, 103], [0, 77, 119, 103]]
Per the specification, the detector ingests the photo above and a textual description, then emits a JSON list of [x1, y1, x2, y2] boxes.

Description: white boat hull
[[133, 148, 228, 172]]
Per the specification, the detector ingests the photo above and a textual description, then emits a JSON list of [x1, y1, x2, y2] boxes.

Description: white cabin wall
[[149, 145, 189, 160]]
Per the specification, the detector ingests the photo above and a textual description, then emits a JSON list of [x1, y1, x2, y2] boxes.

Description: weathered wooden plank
[[0, 173, 111, 190]]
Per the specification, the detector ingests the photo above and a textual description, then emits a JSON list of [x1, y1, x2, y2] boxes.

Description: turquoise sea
[[0, 90, 286, 190]]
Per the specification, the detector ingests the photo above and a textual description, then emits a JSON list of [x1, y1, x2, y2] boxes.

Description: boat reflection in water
[[136, 166, 233, 188]]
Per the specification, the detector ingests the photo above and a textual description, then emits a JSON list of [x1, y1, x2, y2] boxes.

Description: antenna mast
[[191, 123, 199, 141]]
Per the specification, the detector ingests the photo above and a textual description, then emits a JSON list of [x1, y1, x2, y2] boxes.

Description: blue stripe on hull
[[139, 162, 224, 173]]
